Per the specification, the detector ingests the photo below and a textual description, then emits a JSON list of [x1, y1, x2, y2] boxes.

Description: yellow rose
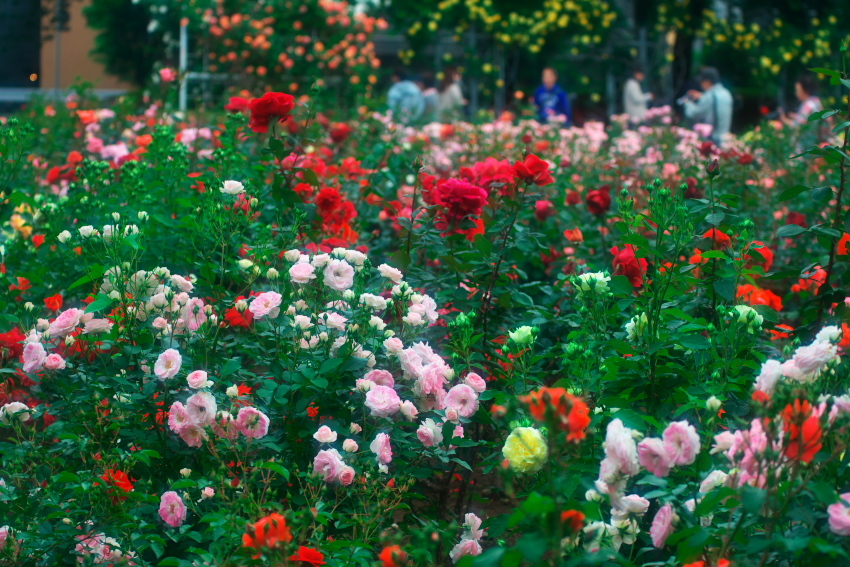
[[502, 427, 548, 474]]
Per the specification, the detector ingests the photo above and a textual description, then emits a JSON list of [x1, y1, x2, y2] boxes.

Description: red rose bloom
[[611, 244, 647, 288], [289, 546, 326, 566], [315, 187, 343, 215], [514, 154, 554, 186], [785, 211, 809, 228], [0, 327, 25, 362], [224, 96, 251, 113], [379, 545, 407, 567], [560, 510, 586, 533], [782, 399, 823, 463], [248, 92, 295, 133], [701, 228, 732, 250], [837, 232, 850, 255], [684, 177, 702, 199], [329, 122, 352, 143], [585, 185, 612, 215], [436, 178, 489, 225], [44, 293, 63, 311], [744, 241, 774, 273], [534, 200, 556, 221], [32, 235, 45, 249], [224, 296, 254, 328]]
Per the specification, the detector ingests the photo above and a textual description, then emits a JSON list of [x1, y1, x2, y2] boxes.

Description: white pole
[[179, 21, 188, 111]]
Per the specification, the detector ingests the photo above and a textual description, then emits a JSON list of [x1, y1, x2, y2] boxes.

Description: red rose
[[44, 293, 63, 311], [585, 185, 611, 215], [611, 244, 647, 288], [329, 122, 352, 143], [514, 154, 554, 186], [315, 187, 343, 215], [535, 200, 556, 221], [289, 546, 326, 566], [437, 178, 489, 223], [786, 211, 807, 228], [566, 190, 582, 205], [249, 92, 295, 133], [0, 327, 25, 362], [744, 241, 774, 273], [737, 153, 754, 165], [684, 177, 702, 199], [224, 96, 251, 113], [31, 234, 45, 249], [701, 228, 732, 250]]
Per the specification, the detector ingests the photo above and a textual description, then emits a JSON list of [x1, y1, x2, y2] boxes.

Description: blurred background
[[1, 0, 849, 128]]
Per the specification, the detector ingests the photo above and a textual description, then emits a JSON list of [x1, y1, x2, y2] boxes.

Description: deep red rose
[[225, 96, 251, 113], [46, 164, 77, 184], [585, 186, 612, 215], [31, 234, 45, 249], [737, 153, 754, 165], [514, 154, 554, 186], [744, 241, 774, 273], [566, 190, 582, 205], [0, 327, 25, 362], [611, 244, 647, 288], [786, 211, 807, 228], [249, 92, 295, 133], [684, 177, 702, 199], [437, 179, 489, 223], [315, 187, 343, 215]]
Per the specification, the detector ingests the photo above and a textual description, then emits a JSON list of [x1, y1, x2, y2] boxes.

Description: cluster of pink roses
[[75, 531, 136, 564], [448, 513, 484, 563]]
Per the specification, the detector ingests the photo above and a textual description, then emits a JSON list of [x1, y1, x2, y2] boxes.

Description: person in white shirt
[[683, 67, 733, 146], [623, 66, 653, 124], [437, 66, 465, 123]]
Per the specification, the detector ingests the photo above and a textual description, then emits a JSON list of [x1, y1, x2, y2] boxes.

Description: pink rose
[[463, 372, 487, 393], [22, 342, 47, 373], [323, 259, 355, 291], [754, 359, 782, 395], [650, 503, 675, 548], [338, 465, 356, 486], [449, 538, 482, 563], [43, 353, 66, 371], [383, 337, 404, 353], [212, 411, 240, 439], [154, 349, 182, 380], [417, 418, 443, 447], [377, 263, 403, 283], [828, 492, 850, 536], [321, 312, 348, 331], [83, 318, 114, 334], [463, 513, 484, 541], [181, 298, 208, 331], [313, 425, 338, 443], [201, 487, 215, 500], [171, 274, 194, 292], [663, 421, 700, 465], [186, 370, 208, 389], [159, 491, 187, 528], [443, 384, 479, 418], [236, 406, 269, 439], [370, 432, 393, 464], [179, 423, 207, 447], [249, 291, 282, 319], [619, 494, 650, 515], [399, 400, 418, 420], [365, 385, 402, 417], [342, 439, 359, 452], [638, 437, 674, 477], [313, 449, 345, 482], [186, 392, 217, 425], [603, 419, 640, 477], [168, 401, 189, 433], [365, 369, 395, 387], [48, 308, 84, 337], [398, 348, 424, 379], [289, 262, 317, 283]]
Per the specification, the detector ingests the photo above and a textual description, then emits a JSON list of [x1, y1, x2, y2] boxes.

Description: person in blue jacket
[[534, 67, 572, 124]]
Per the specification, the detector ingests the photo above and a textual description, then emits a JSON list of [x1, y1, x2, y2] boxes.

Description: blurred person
[[782, 74, 822, 126], [419, 73, 440, 123], [388, 69, 424, 124], [623, 65, 653, 123], [534, 67, 572, 125], [437, 66, 465, 122], [682, 67, 732, 146]]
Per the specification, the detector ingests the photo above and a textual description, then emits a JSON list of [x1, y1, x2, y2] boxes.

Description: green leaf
[[742, 485, 766, 514], [85, 294, 113, 314], [713, 279, 736, 301], [473, 234, 492, 256], [679, 334, 711, 350], [778, 184, 809, 201], [776, 224, 807, 238], [705, 211, 725, 226], [258, 462, 290, 480], [220, 358, 241, 378], [807, 67, 840, 77], [810, 186, 833, 203], [68, 264, 105, 290]]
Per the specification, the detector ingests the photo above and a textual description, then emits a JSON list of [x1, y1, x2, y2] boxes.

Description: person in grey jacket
[[683, 67, 733, 146], [623, 66, 653, 124]]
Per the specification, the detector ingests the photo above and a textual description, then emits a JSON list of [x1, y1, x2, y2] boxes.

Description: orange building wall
[[40, 0, 132, 90]]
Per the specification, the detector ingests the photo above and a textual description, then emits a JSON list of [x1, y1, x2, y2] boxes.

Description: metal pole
[[54, 0, 62, 97], [179, 21, 188, 111]]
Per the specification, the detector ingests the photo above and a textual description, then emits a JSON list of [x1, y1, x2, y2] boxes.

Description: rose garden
[[1, 1, 850, 566]]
